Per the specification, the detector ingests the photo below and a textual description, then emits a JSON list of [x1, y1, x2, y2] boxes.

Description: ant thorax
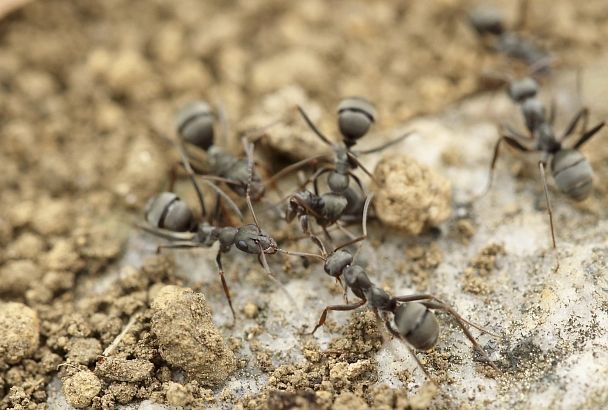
[[534, 123, 561, 154], [195, 223, 222, 247]]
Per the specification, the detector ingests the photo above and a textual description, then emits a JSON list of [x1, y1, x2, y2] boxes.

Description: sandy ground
[[1, 0, 608, 409]]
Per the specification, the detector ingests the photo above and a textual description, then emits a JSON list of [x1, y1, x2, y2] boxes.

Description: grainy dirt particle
[[243, 302, 260, 319], [332, 392, 369, 410], [4, 232, 45, 261], [66, 337, 102, 365], [374, 153, 452, 234], [108, 382, 138, 405], [165, 381, 193, 407], [62, 370, 102, 409], [0, 260, 42, 295], [151, 285, 236, 386], [0, 302, 40, 364], [95, 357, 154, 382], [463, 243, 505, 295]]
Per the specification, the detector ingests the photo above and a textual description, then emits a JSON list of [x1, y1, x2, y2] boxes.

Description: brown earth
[[1, 0, 608, 409]]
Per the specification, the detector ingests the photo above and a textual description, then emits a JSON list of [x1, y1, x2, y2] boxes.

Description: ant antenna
[[296, 105, 333, 146]]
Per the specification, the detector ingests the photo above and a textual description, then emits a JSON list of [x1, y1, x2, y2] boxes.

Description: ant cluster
[[139, 97, 498, 380], [136, 4, 604, 382]]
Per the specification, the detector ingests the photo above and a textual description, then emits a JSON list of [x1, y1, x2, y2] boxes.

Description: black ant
[[480, 74, 605, 252], [468, 1, 552, 73], [268, 97, 411, 239], [140, 138, 294, 323], [291, 194, 498, 380]]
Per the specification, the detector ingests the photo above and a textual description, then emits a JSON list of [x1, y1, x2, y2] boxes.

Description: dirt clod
[[151, 285, 236, 386], [373, 153, 452, 234], [0, 302, 40, 364], [66, 337, 102, 365], [164, 381, 192, 407], [62, 369, 102, 409], [95, 357, 155, 382]]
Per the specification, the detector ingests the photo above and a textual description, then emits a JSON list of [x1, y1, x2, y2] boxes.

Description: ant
[[468, 1, 552, 73], [295, 194, 498, 380], [480, 74, 605, 251], [140, 138, 293, 323], [269, 97, 411, 238], [173, 101, 267, 202]]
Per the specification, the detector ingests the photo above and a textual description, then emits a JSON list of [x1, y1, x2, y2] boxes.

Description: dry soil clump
[[151, 285, 236, 386], [373, 153, 452, 234], [0, 302, 40, 365], [62, 369, 102, 409]]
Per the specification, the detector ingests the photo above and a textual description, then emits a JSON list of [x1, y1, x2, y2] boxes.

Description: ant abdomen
[[468, 7, 505, 36], [551, 149, 594, 201], [394, 302, 440, 351], [337, 97, 376, 146], [175, 101, 215, 151], [145, 192, 194, 232], [508, 77, 538, 103]]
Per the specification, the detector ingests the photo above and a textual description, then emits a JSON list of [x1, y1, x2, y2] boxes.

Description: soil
[[1, 0, 608, 409]]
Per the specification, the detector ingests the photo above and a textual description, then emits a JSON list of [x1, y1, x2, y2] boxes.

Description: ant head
[[324, 249, 353, 278], [145, 192, 194, 232], [175, 101, 215, 150], [235, 224, 278, 255], [337, 97, 376, 147], [394, 302, 439, 351], [468, 6, 505, 36]]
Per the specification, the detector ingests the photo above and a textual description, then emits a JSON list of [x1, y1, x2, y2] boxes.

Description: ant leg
[[560, 108, 589, 141], [156, 242, 201, 254], [136, 222, 195, 239], [548, 98, 557, 126], [296, 105, 334, 146], [345, 151, 377, 182], [174, 141, 207, 218], [215, 251, 236, 324], [322, 226, 334, 242], [309, 298, 366, 335], [354, 131, 413, 155], [538, 161, 557, 250], [263, 154, 330, 187], [243, 139, 262, 228], [336, 223, 357, 240], [539, 161, 560, 272], [257, 243, 297, 307], [382, 314, 435, 382], [420, 301, 498, 371], [475, 133, 533, 199], [312, 167, 335, 195], [334, 193, 374, 250], [200, 179, 243, 222], [390, 293, 498, 336], [573, 121, 605, 149], [278, 248, 326, 262]]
